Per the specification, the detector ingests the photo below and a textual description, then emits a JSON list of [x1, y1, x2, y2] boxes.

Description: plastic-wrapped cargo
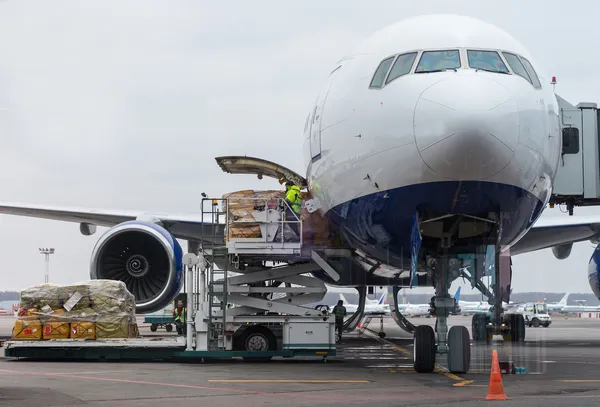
[[20, 283, 91, 311], [12, 280, 139, 340], [222, 189, 334, 247]]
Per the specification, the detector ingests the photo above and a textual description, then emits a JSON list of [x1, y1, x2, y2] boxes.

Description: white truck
[[514, 302, 552, 328]]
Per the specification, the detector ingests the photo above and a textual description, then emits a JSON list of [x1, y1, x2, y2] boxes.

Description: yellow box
[[70, 321, 96, 339], [12, 319, 42, 340], [42, 321, 70, 340]]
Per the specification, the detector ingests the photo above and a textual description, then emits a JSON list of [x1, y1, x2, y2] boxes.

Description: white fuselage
[[338, 292, 391, 315], [301, 14, 560, 281], [405, 304, 431, 317], [345, 302, 391, 316]]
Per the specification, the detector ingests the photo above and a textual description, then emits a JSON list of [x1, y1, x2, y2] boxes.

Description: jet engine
[[90, 221, 183, 314], [552, 243, 573, 260], [589, 243, 600, 301]]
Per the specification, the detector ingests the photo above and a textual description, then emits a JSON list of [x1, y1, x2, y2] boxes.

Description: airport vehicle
[[144, 314, 174, 332], [4, 251, 337, 361], [143, 303, 176, 332], [4, 14, 600, 374], [519, 302, 552, 328]]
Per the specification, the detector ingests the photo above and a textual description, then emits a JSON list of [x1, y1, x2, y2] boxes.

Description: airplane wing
[[0, 202, 225, 245], [2, 201, 600, 255], [509, 215, 600, 255]]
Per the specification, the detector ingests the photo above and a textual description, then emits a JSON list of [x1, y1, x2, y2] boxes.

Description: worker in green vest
[[284, 181, 302, 238], [173, 300, 187, 335], [332, 300, 347, 342]]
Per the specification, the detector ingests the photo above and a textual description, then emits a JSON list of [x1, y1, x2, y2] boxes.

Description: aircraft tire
[[413, 325, 436, 373], [471, 313, 487, 342], [506, 313, 526, 342], [447, 325, 471, 374]]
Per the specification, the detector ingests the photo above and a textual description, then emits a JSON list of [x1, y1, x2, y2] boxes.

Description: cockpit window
[[502, 52, 532, 84], [519, 56, 542, 89], [385, 52, 418, 84], [370, 56, 395, 88], [415, 50, 461, 73], [467, 50, 509, 74]]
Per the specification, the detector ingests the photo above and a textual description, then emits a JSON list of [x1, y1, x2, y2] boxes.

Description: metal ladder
[[201, 198, 229, 351], [206, 247, 229, 350]]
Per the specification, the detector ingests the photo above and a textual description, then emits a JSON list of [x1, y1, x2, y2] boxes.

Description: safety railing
[[202, 197, 303, 252]]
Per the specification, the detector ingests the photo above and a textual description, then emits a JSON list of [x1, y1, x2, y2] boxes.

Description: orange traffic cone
[[485, 350, 508, 401]]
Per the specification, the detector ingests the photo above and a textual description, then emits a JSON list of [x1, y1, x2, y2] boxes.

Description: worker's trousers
[[285, 207, 300, 237], [335, 318, 344, 341], [175, 320, 186, 335]]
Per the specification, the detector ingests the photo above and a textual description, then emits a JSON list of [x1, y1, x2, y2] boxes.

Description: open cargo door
[[215, 156, 307, 189]]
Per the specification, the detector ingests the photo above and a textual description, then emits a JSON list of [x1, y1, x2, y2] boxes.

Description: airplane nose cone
[[414, 75, 519, 180]]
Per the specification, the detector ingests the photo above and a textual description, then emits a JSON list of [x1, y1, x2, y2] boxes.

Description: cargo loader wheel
[[447, 325, 471, 374], [238, 325, 277, 362], [413, 325, 436, 373]]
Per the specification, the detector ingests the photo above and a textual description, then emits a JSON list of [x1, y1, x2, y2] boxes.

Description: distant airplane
[[338, 291, 390, 316], [405, 287, 462, 317], [546, 293, 570, 313]]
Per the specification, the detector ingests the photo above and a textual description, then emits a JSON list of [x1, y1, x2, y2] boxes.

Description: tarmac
[[1, 315, 600, 406]]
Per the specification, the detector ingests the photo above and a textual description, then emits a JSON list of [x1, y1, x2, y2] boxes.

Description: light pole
[[39, 248, 55, 284]]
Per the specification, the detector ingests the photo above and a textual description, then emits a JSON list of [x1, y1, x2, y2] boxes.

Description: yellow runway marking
[[363, 329, 470, 384], [559, 380, 600, 383], [453, 380, 475, 387], [209, 380, 371, 383]]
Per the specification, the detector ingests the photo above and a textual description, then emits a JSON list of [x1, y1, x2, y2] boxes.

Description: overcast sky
[[0, 1, 598, 296]]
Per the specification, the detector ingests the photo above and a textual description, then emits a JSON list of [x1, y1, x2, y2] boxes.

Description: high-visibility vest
[[285, 185, 302, 214], [174, 307, 186, 323], [333, 305, 346, 319]]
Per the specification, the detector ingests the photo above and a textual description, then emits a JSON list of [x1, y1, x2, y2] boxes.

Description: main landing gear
[[472, 309, 526, 343], [413, 243, 525, 374], [470, 249, 526, 344]]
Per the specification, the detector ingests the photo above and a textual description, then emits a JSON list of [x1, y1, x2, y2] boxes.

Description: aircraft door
[[552, 102, 583, 196], [310, 65, 341, 160]]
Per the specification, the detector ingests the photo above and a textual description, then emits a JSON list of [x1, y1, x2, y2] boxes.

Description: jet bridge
[[551, 95, 600, 214]]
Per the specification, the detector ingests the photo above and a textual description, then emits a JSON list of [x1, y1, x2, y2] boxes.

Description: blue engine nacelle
[[89, 221, 183, 314], [589, 243, 600, 300], [552, 243, 573, 260]]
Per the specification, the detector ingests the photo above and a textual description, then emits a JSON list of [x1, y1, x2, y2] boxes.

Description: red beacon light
[[551, 76, 557, 85]]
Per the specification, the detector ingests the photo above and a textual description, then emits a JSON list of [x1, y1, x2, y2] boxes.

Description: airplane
[[546, 293, 570, 313], [404, 286, 462, 317], [338, 290, 391, 316], [560, 298, 600, 314], [3, 14, 600, 374]]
